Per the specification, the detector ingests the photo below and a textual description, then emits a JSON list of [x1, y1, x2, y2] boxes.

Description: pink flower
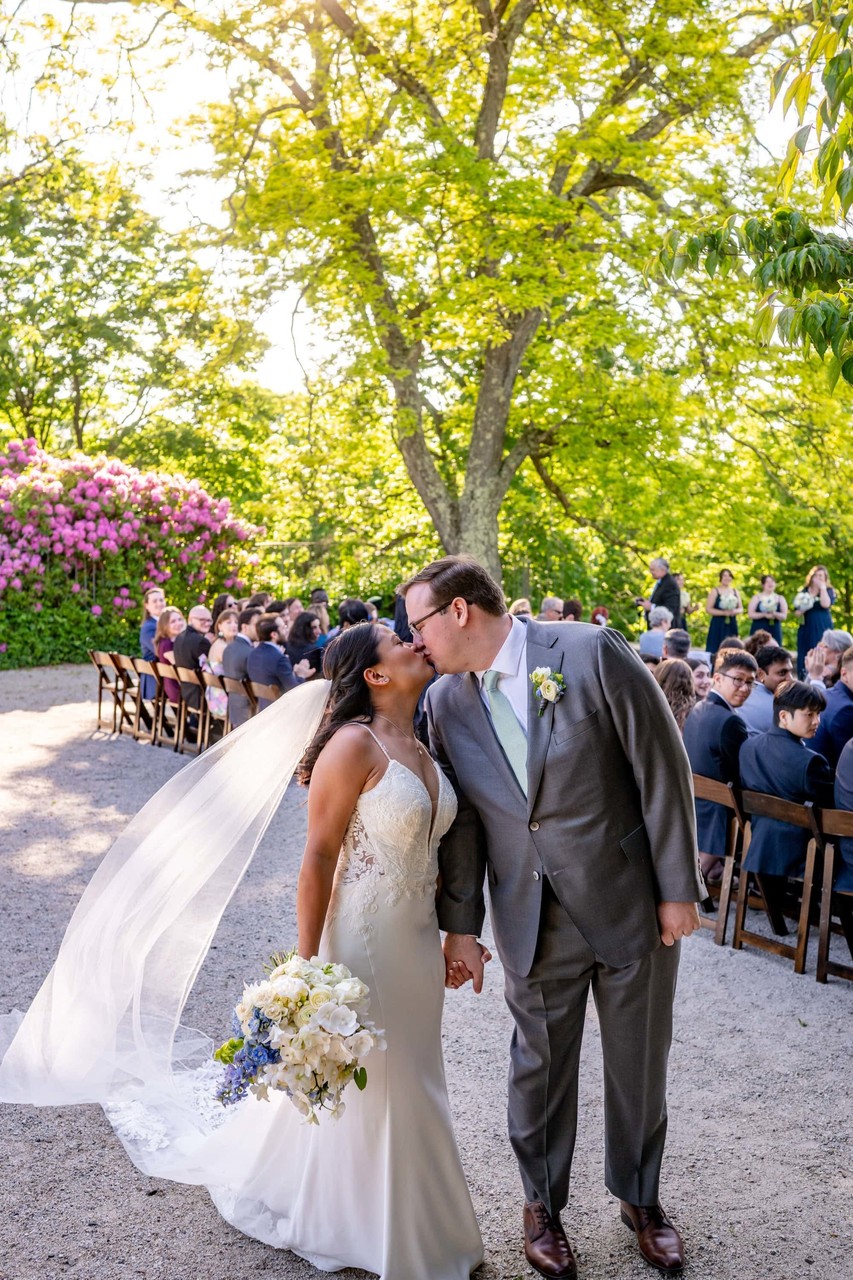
[[34, 601, 43, 612], [91, 604, 102, 616], [71, 582, 81, 593], [0, 643, 7, 653]]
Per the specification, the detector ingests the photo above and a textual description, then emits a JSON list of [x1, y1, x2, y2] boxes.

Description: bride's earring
[[365, 669, 390, 686]]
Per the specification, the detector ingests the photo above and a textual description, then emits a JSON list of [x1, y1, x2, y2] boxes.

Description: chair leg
[[794, 842, 818, 975], [817, 844, 835, 983], [715, 852, 737, 947], [756, 875, 789, 936], [732, 866, 751, 950]]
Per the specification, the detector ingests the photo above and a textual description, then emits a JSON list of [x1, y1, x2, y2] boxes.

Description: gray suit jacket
[[427, 620, 704, 974]]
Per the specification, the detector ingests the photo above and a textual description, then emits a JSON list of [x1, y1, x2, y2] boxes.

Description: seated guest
[[392, 593, 412, 642], [804, 629, 853, 689], [683, 650, 757, 881], [139, 587, 166, 703], [638, 606, 673, 659], [744, 628, 777, 658], [713, 637, 745, 664], [509, 597, 532, 617], [639, 652, 660, 669], [207, 608, 239, 671], [309, 588, 331, 640], [247, 591, 272, 611], [739, 680, 834, 880], [247, 612, 312, 710], [341, 598, 371, 630], [661, 628, 690, 660], [562, 597, 583, 621], [737, 645, 794, 737], [210, 591, 237, 633], [654, 658, 696, 733], [687, 656, 711, 701], [537, 595, 563, 621], [172, 604, 213, 712], [285, 610, 324, 671], [222, 606, 262, 728], [154, 608, 186, 706], [811, 645, 853, 768], [832, 739, 853, 892]]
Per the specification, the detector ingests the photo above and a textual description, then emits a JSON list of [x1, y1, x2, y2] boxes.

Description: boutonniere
[[530, 666, 566, 716]]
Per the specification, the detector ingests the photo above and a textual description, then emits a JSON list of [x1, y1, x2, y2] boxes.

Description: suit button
[[529, 821, 540, 831], [532, 871, 541, 881]]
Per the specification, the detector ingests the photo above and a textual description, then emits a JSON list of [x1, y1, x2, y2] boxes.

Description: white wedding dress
[[200, 729, 484, 1277]]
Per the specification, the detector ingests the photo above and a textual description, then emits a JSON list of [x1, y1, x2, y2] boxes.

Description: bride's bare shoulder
[[314, 721, 383, 773]]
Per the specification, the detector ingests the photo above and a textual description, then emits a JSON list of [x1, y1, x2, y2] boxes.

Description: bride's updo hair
[[299, 622, 382, 784]]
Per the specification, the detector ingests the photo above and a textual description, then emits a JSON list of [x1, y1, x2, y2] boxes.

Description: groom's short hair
[[398, 556, 506, 617]]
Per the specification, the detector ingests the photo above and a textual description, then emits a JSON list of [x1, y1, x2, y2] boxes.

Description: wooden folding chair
[[175, 666, 210, 755], [111, 653, 154, 742], [692, 775, 745, 946], [155, 660, 185, 752], [200, 668, 231, 744], [813, 807, 853, 984], [223, 676, 257, 727], [250, 681, 281, 711], [87, 650, 123, 733], [133, 658, 164, 746], [733, 792, 821, 974]]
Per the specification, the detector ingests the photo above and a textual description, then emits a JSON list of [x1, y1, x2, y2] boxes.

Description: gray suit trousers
[[503, 879, 679, 1215]]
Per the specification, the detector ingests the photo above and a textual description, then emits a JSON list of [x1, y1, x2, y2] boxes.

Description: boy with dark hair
[[739, 680, 834, 879]]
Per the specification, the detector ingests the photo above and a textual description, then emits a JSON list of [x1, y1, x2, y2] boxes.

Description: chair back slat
[[740, 789, 815, 830], [175, 666, 203, 689], [692, 774, 737, 809], [250, 681, 280, 704], [815, 807, 853, 839]]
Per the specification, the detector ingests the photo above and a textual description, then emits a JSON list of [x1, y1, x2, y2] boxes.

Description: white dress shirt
[[474, 615, 529, 735]]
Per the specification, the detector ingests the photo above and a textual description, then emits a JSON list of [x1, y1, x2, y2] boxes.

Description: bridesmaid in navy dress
[[746, 574, 787, 645], [705, 568, 743, 659], [793, 564, 835, 678]]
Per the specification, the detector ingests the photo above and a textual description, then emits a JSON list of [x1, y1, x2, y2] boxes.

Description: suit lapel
[[524, 620, 561, 816]]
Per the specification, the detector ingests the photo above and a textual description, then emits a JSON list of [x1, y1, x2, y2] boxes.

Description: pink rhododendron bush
[[0, 439, 260, 668]]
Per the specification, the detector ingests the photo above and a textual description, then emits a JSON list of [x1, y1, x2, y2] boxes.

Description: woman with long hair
[[746, 574, 786, 644], [704, 568, 742, 660], [793, 564, 836, 678], [653, 659, 697, 733], [154, 606, 185, 704]]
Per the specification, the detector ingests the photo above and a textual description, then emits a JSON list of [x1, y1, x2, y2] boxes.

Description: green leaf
[[353, 1067, 368, 1091]]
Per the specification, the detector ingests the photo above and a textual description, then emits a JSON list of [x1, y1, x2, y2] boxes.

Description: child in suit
[[739, 680, 835, 879]]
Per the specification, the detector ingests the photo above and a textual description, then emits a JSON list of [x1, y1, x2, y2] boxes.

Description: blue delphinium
[[214, 1005, 281, 1106]]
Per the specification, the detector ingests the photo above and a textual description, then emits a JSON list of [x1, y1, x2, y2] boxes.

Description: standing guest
[[673, 573, 698, 631], [285, 611, 324, 671], [139, 587, 166, 702], [804, 629, 853, 689], [687, 656, 712, 701], [638, 606, 673, 659], [661, 628, 690, 660], [562, 597, 583, 621], [683, 650, 756, 882], [590, 605, 609, 627], [832, 739, 853, 891], [154, 608, 186, 706], [793, 565, 835, 678], [636, 557, 680, 627], [172, 605, 213, 714], [736, 646, 795, 736], [746, 575, 787, 644], [739, 681, 834, 883], [247, 612, 313, 709], [654, 659, 696, 733], [210, 592, 237, 633], [222, 606, 262, 728], [704, 569, 743, 660], [309, 589, 331, 639], [744, 629, 777, 658], [537, 596, 564, 622], [811, 646, 853, 769], [509, 598, 533, 617]]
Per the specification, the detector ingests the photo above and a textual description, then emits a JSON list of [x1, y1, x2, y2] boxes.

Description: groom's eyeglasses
[[409, 600, 456, 640]]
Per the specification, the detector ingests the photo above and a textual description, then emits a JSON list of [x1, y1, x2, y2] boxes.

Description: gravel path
[[0, 665, 851, 1280]]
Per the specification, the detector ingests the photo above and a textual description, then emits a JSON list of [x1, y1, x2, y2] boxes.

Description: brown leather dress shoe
[[523, 1201, 577, 1279], [620, 1202, 684, 1273]]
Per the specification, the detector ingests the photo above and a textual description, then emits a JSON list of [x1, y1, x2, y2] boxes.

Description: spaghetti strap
[[359, 723, 392, 761]]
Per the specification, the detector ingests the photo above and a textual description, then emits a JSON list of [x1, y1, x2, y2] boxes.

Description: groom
[[400, 557, 704, 1279]]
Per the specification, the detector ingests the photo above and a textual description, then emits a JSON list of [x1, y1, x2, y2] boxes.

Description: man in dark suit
[[222, 606, 262, 728], [682, 650, 757, 881], [172, 604, 213, 711], [247, 612, 313, 709], [811, 645, 853, 768], [637, 558, 681, 629], [401, 556, 704, 1279]]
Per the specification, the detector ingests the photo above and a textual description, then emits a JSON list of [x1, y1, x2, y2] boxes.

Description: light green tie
[[483, 669, 528, 796]]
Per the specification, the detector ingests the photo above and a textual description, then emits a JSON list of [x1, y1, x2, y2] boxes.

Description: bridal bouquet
[[214, 952, 385, 1123], [793, 590, 815, 613], [717, 591, 739, 611]]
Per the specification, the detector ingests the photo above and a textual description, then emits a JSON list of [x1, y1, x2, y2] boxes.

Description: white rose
[[333, 977, 369, 1005], [273, 976, 310, 1004], [295, 1005, 314, 1026], [539, 678, 558, 702], [309, 986, 334, 1009]]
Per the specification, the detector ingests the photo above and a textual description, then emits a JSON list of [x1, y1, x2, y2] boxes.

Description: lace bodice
[[328, 737, 457, 929]]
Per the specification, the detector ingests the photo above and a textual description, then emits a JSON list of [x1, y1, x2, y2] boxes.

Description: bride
[[0, 622, 484, 1280]]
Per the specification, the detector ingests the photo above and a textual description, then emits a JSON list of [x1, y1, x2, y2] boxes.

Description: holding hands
[[443, 932, 493, 991]]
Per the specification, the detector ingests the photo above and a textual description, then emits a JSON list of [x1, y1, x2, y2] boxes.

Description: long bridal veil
[[0, 677, 331, 1177]]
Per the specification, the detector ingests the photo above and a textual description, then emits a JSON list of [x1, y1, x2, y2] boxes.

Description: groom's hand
[[657, 901, 700, 946], [443, 933, 492, 993]]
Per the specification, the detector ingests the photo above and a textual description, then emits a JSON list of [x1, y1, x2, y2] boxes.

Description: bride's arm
[[296, 727, 378, 959]]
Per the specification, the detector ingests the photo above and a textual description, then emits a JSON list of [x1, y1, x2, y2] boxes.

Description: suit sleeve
[[596, 628, 706, 902], [719, 715, 748, 785], [427, 687, 489, 937], [806, 752, 836, 808], [274, 651, 301, 694], [660, 578, 682, 620]]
